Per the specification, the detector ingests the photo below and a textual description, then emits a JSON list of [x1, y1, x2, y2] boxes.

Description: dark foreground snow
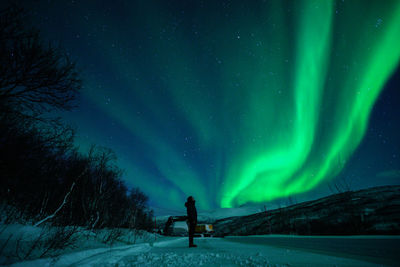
[[11, 235, 399, 267]]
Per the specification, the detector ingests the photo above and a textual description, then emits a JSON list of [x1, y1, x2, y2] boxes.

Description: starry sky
[[7, 0, 400, 215]]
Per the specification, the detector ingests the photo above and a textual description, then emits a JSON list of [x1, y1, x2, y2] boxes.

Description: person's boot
[[189, 235, 196, 247]]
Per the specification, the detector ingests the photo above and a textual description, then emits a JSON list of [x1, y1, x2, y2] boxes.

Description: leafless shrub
[[0, 203, 23, 224], [328, 175, 353, 194], [0, 225, 78, 264], [0, 232, 13, 262], [131, 228, 144, 244], [328, 154, 353, 194], [39, 226, 78, 258], [21, 228, 46, 260], [100, 228, 123, 246]]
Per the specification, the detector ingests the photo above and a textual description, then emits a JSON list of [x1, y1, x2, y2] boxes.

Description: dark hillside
[[214, 186, 400, 236]]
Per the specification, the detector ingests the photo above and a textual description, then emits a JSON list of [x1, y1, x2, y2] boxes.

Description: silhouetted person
[[185, 196, 197, 247]]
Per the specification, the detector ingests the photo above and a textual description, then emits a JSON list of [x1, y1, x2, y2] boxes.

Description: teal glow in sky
[[14, 0, 400, 212]]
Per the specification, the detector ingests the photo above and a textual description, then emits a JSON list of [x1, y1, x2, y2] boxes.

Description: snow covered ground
[[10, 235, 399, 266], [0, 223, 159, 265]]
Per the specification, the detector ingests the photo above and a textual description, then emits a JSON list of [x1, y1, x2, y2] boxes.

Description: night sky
[[7, 0, 400, 215]]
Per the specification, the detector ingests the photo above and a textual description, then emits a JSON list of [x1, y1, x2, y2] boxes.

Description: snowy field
[[9, 234, 399, 267]]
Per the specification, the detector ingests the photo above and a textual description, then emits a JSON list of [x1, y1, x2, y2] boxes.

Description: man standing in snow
[[185, 196, 197, 247]]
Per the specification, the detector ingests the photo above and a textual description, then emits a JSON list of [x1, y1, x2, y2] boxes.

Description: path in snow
[[123, 237, 390, 267]]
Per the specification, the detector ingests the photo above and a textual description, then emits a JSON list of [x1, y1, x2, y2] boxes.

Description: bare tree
[[34, 182, 76, 227], [0, 5, 81, 121], [328, 154, 353, 194], [328, 176, 352, 194], [0, 5, 79, 184], [128, 187, 149, 229], [79, 145, 120, 229]]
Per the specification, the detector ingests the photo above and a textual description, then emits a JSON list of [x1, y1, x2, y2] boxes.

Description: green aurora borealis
[[217, 0, 400, 207], [20, 0, 400, 211], [91, 0, 400, 209]]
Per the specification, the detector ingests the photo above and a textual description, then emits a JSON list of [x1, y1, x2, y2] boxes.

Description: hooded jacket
[[185, 198, 197, 225]]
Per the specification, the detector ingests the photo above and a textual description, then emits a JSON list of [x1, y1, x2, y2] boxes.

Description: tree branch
[[34, 182, 75, 227]]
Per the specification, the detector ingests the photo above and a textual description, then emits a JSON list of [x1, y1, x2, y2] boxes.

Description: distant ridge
[[213, 185, 400, 236]]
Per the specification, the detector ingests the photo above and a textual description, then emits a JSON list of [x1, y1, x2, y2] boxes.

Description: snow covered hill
[[213, 185, 400, 236], [155, 186, 400, 236]]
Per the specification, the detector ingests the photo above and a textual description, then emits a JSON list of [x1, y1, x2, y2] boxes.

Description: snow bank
[[0, 223, 160, 265], [11, 243, 152, 267]]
